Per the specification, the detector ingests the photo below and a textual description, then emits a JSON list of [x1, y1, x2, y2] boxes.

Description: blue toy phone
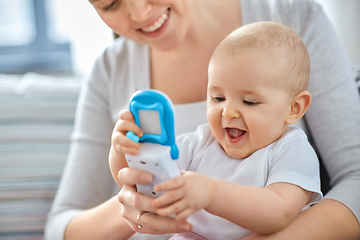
[[125, 89, 180, 197]]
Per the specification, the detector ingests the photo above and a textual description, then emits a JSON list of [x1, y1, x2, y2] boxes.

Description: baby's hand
[[112, 109, 143, 156], [152, 171, 215, 221]]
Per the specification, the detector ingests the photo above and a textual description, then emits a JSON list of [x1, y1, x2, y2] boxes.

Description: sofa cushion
[[0, 73, 81, 239]]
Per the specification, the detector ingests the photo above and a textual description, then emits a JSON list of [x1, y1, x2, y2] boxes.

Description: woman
[[45, 0, 360, 239]]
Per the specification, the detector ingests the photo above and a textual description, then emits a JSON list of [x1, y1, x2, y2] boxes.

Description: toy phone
[[125, 89, 180, 197]]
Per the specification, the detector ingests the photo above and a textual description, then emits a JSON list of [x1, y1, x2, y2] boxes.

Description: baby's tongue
[[228, 128, 244, 139]]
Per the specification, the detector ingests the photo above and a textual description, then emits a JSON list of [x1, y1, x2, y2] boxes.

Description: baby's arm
[[109, 109, 143, 186], [153, 174, 312, 234]]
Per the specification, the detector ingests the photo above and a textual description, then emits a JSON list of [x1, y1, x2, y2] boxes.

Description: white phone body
[[125, 143, 181, 197]]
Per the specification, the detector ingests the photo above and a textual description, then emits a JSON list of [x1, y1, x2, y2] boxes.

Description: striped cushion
[[0, 73, 81, 239]]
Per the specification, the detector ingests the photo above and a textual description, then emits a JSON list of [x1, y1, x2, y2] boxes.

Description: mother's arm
[[44, 48, 128, 239], [64, 196, 134, 240], [243, 199, 360, 240], [64, 168, 193, 240]]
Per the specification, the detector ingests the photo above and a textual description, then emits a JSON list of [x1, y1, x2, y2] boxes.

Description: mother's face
[[89, 0, 193, 51]]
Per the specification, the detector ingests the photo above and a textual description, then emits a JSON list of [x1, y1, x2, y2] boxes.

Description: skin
[[64, 0, 360, 239]]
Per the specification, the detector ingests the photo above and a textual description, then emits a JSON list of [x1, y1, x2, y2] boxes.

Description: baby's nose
[[222, 105, 241, 119]]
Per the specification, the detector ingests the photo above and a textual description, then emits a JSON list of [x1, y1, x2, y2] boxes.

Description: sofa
[[0, 73, 81, 240]]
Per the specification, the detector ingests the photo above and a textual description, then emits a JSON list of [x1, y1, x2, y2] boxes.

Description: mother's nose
[[127, 0, 152, 22]]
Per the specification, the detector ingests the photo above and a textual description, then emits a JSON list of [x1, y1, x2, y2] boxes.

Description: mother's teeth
[[142, 10, 169, 33]]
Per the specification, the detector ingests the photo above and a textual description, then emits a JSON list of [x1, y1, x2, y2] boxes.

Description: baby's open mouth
[[226, 128, 246, 139]]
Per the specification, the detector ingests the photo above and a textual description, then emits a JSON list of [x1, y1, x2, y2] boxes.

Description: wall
[[52, 0, 113, 76]]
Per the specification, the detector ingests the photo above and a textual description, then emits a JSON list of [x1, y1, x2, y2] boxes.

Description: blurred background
[[0, 0, 113, 76], [0, 0, 359, 239], [0, 0, 359, 76]]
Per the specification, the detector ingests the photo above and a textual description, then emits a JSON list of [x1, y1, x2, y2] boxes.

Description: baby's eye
[[243, 100, 259, 106], [212, 96, 226, 102]]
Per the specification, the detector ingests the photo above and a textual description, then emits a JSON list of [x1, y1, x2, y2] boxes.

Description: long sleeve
[[44, 48, 118, 240], [300, 1, 360, 222]]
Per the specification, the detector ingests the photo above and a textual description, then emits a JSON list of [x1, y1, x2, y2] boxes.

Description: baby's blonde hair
[[211, 21, 310, 96]]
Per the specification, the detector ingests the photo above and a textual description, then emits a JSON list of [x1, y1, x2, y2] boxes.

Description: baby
[[109, 22, 322, 239]]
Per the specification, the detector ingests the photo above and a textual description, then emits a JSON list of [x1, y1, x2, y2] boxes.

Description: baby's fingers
[[153, 187, 184, 209], [114, 115, 142, 137], [154, 176, 184, 193], [156, 197, 189, 218], [112, 129, 139, 155], [174, 208, 194, 221], [119, 109, 134, 121]]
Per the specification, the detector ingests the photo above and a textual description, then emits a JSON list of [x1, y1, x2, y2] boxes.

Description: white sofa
[[0, 73, 81, 240]]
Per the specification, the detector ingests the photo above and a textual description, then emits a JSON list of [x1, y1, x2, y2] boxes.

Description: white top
[[45, 0, 360, 239], [175, 125, 322, 240]]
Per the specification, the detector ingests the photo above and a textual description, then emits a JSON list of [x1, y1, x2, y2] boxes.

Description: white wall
[[316, 0, 360, 66], [52, 0, 113, 76]]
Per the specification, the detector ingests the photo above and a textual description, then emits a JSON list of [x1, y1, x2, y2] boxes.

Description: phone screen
[[138, 110, 162, 135]]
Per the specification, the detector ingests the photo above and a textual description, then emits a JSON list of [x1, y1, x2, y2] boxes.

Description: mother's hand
[[117, 167, 194, 234]]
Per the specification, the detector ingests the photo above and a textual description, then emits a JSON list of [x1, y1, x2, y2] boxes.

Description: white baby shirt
[[175, 124, 323, 240]]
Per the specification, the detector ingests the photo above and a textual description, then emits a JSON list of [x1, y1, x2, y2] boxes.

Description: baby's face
[[207, 48, 292, 159]]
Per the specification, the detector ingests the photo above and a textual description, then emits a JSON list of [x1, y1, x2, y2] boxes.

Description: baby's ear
[[285, 91, 311, 125]]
